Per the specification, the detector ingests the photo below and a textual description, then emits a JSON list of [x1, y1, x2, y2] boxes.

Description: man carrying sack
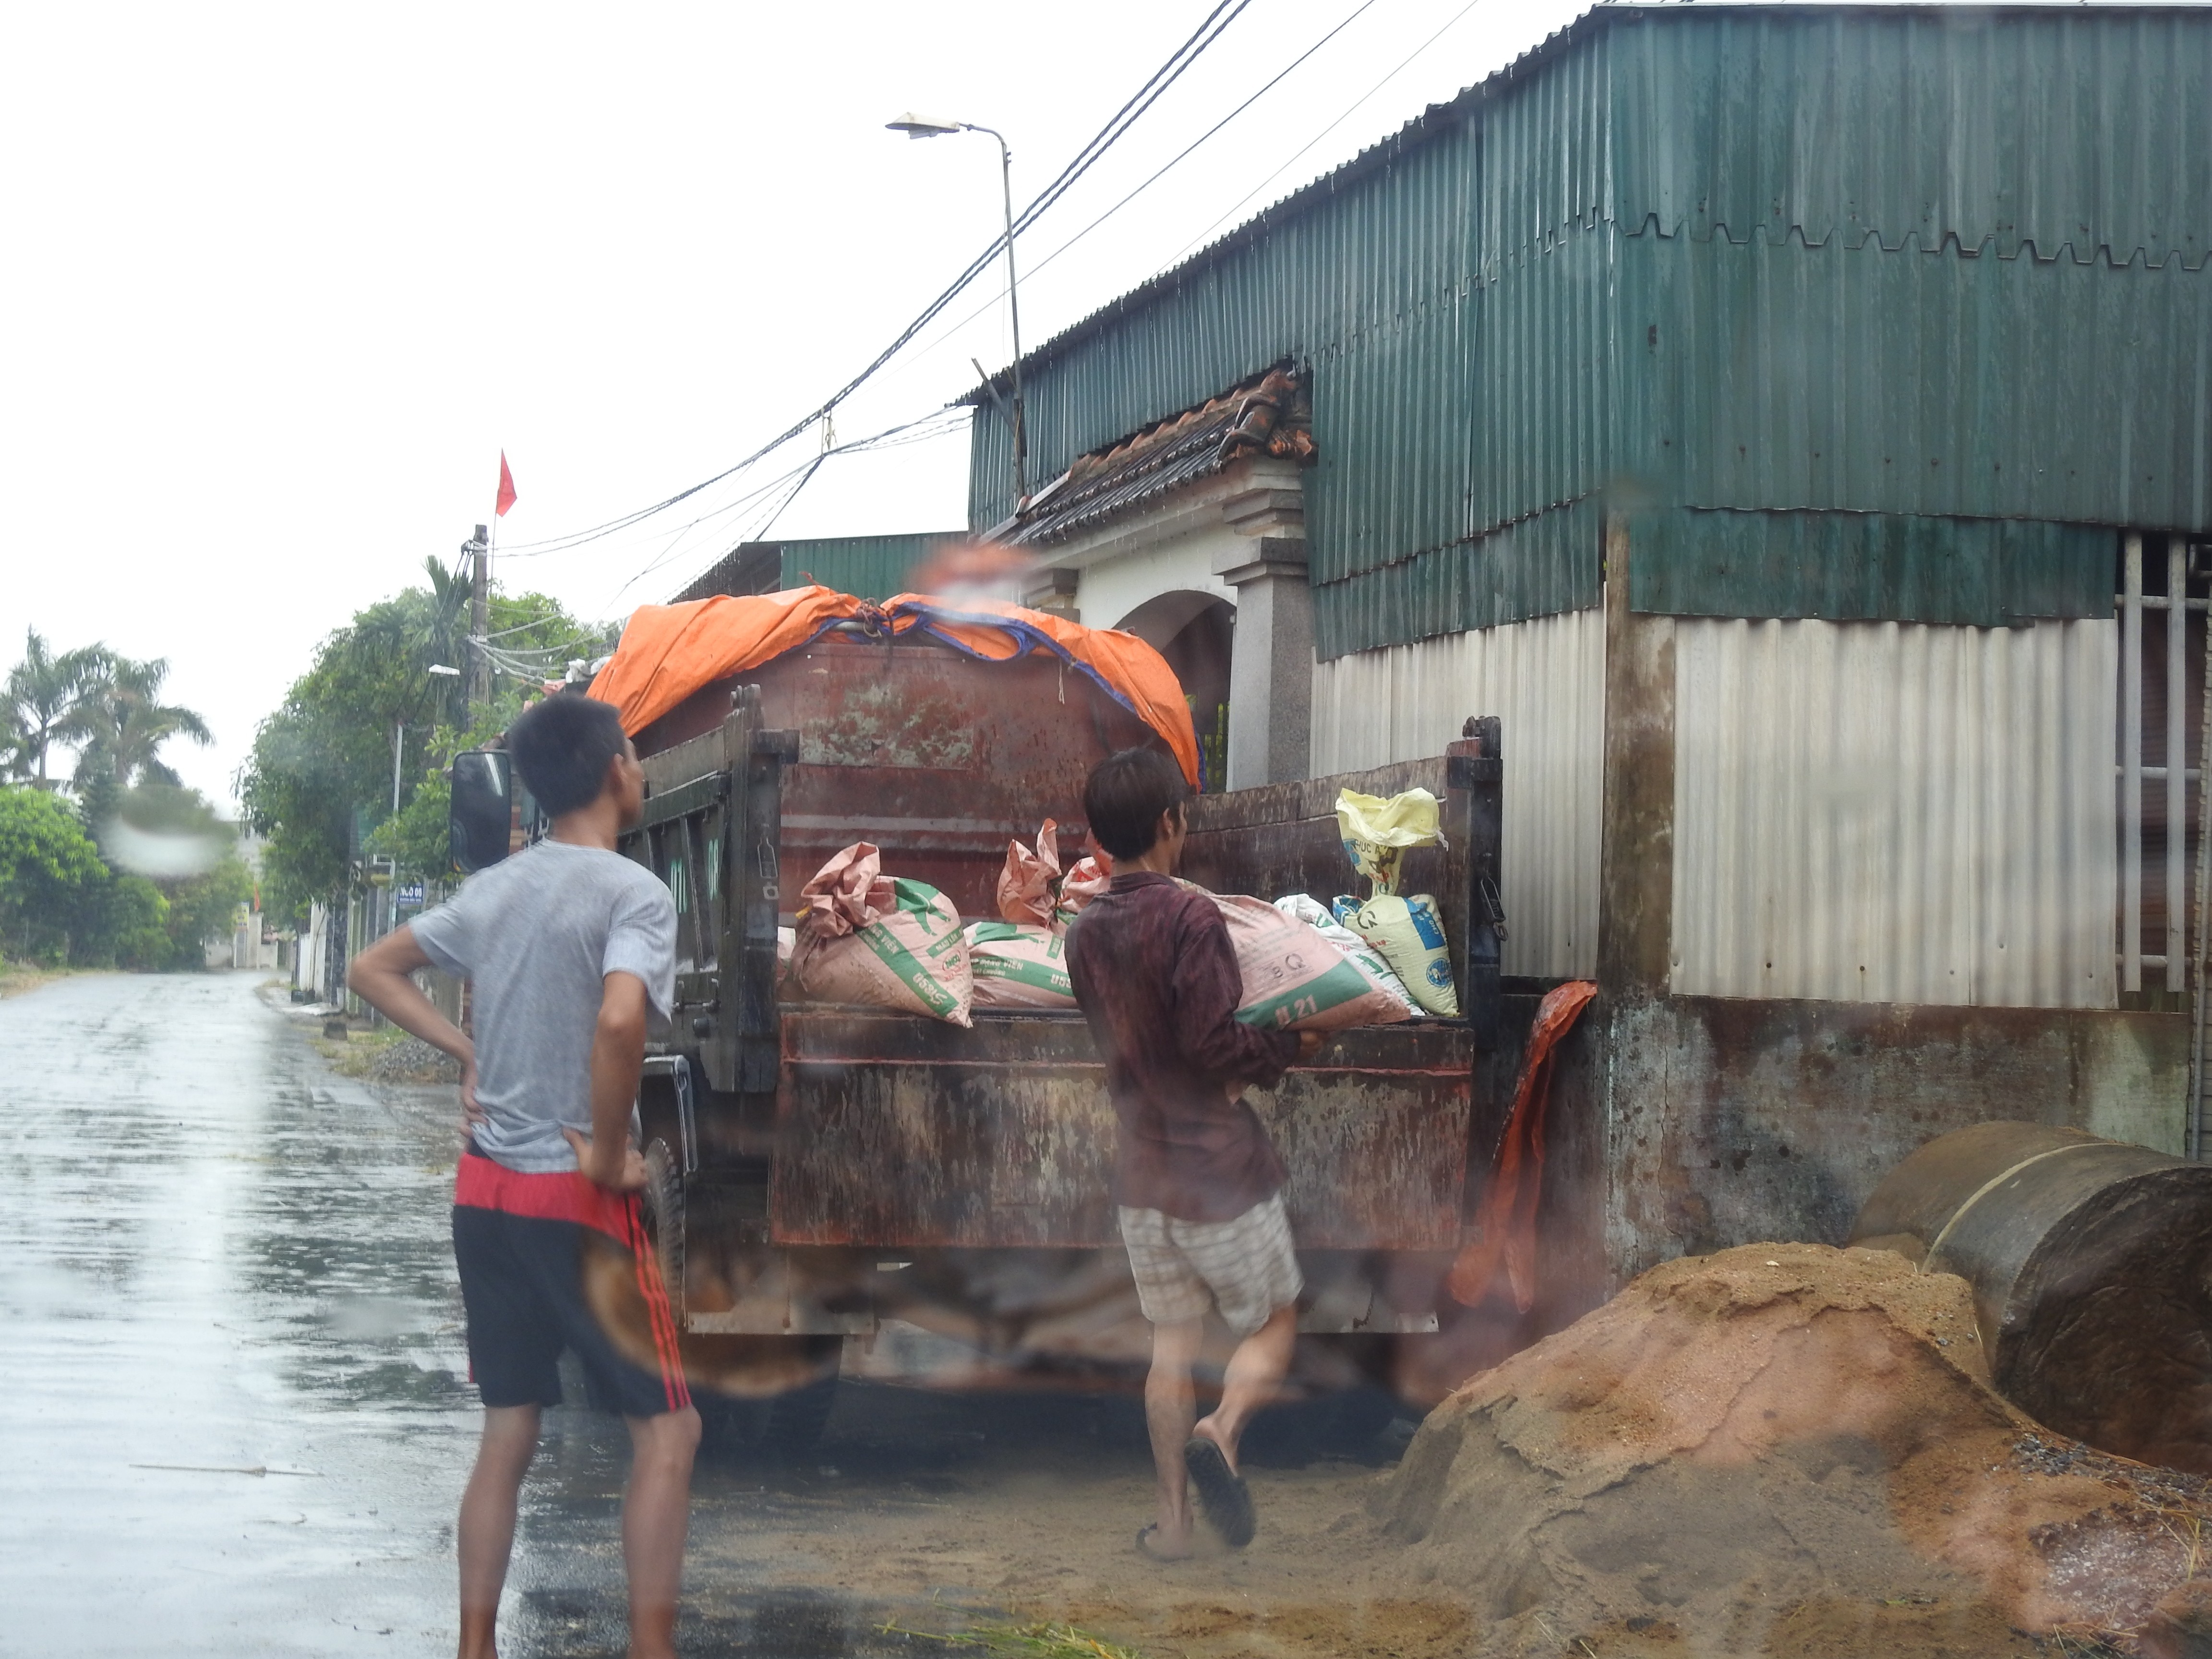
[[1065, 747, 1319, 1560]]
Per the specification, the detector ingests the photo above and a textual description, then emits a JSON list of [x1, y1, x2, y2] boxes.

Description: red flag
[[495, 451, 517, 518]]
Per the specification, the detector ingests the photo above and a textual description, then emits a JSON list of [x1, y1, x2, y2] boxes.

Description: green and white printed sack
[[966, 920, 1076, 1009], [1189, 886, 1412, 1032], [791, 843, 974, 1026]]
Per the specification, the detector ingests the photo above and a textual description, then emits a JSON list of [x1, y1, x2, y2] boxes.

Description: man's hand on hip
[[562, 1126, 648, 1192]]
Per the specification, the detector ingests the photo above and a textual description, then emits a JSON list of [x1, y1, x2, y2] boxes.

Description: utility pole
[[466, 523, 490, 715]]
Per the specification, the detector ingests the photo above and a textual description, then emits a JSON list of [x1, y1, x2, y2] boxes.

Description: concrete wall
[[1588, 994, 2187, 1288]]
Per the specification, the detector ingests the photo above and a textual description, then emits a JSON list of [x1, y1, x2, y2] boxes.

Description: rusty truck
[[449, 618, 1508, 1453]]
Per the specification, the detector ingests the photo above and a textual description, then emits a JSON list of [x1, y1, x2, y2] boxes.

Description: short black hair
[[1082, 746, 1190, 860], [507, 695, 629, 818]]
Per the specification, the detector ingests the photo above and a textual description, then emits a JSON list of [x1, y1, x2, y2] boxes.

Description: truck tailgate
[[772, 1009, 1476, 1251]]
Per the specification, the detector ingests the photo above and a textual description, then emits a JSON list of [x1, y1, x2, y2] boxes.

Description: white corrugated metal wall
[[1310, 608, 1605, 979], [1670, 617, 2118, 1008]]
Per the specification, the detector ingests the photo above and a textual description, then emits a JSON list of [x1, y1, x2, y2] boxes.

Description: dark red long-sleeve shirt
[[1065, 872, 1298, 1221]]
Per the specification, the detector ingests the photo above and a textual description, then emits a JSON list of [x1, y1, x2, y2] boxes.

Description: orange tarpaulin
[[877, 594, 1199, 786], [589, 586, 866, 737], [1446, 979, 1599, 1313], [590, 587, 1201, 786]]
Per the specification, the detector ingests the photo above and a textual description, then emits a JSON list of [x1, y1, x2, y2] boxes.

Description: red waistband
[[454, 1149, 637, 1242]]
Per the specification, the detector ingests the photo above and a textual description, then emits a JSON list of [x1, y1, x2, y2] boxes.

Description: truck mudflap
[[767, 1009, 1477, 1253]]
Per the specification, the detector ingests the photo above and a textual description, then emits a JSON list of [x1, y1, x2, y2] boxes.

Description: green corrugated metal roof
[[769, 533, 965, 602], [965, 5, 2212, 658]]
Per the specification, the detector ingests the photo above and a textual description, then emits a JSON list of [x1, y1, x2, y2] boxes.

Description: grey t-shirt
[[410, 838, 676, 1174]]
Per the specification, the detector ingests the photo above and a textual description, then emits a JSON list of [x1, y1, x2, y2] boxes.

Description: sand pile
[[1381, 1243, 2212, 1656]]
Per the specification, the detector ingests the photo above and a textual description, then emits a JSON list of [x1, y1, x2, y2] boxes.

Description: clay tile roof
[[1001, 364, 1313, 547]]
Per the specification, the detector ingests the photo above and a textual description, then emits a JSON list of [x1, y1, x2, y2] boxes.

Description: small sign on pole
[[397, 881, 425, 910]]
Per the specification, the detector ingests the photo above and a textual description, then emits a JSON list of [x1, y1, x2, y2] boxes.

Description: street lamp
[[397, 665, 464, 812], [887, 111, 1028, 504]]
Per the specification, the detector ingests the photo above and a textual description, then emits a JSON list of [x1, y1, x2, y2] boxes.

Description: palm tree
[[3, 629, 105, 785], [71, 655, 214, 790]]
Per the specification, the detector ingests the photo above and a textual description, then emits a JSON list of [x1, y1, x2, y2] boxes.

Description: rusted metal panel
[[1310, 608, 1605, 980], [1669, 614, 2118, 1008], [1182, 757, 1457, 970], [770, 1010, 1476, 1251], [636, 637, 1154, 919], [771, 1011, 1115, 1249]]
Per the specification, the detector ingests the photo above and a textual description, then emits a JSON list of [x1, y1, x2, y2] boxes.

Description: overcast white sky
[[1, 0, 1605, 809]]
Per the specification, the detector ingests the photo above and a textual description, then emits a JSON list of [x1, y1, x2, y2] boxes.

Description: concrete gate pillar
[[1214, 465, 1312, 789]]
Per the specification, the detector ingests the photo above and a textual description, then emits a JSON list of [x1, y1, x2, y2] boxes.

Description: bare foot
[[1138, 1521, 1195, 1562]]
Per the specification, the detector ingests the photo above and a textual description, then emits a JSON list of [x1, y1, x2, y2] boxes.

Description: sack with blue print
[[1349, 891, 1458, 1018]]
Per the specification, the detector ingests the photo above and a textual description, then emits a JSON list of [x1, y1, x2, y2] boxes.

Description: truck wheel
[[639, 1139, 685, 1326], [695, 1335, 842, 1462], [761, 1370, 840, 1458], [1243, 1384, 1403, 1466]]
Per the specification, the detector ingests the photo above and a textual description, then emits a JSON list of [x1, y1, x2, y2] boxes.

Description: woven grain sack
[[997, 820, 1062, 927], [790, 842, 973, 1026], [1196, 888, 1411, 1032], [1056, 854, 1113, 924], [1351, 892, 1458, 1018], [1273, 893, 1420, 1019], [965, 920, 1076, 1009]]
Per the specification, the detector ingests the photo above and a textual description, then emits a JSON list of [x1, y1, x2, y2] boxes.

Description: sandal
[[1184, 1437, 1256, 1549]]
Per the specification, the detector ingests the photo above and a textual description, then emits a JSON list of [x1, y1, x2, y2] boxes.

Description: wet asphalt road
[[2, 973, 487, 1655], [0, 973, 1400, 1659], [0, 974, 953, 1658], [0, 973, 1199, 1659]]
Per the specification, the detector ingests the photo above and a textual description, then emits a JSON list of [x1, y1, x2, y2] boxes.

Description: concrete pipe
[[1849, 1120, 2212, 1473]]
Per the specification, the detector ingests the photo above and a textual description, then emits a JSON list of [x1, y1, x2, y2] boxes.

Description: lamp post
[[887, 112, 1027, 505]]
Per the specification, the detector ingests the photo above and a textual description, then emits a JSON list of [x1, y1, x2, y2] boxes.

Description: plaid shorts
[[1118, 1191, 1302, 1338]]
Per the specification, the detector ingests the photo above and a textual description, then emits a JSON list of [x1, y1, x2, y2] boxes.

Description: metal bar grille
[[2115, 536, 2210, 1039], [2172, 541, 2190, 983], [2123, 534, 2145, 995]]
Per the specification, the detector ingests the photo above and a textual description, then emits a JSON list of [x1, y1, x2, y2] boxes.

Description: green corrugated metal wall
[[774, 533, 965, 601], [967, 5, 2212, 658], [1630, 509, 2114, 625]]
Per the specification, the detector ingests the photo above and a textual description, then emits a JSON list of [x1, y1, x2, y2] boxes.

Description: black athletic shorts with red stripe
[[451, 1146, 691, 1419]]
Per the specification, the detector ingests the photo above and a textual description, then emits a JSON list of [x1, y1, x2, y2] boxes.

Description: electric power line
[[902, 0, 1384, 368], [1165, 0, 1491, 267], [486, 2, 1254, 566]]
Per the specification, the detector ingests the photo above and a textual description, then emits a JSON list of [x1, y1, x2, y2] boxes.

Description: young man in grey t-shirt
[[349, 694, 697, 1659]]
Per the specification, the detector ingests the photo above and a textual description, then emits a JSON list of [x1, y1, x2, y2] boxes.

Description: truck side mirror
[[449, 749, 514, 873]]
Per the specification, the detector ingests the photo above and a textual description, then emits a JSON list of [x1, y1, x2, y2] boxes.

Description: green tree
[[72, 654, 215, 791], [240, 568, 605, 924], [159, 851, 254, 970], [0, 785, 110, 962], [3, 629, 104, 786], [80, 871, 171, 969], [365, 764, 453, 878]]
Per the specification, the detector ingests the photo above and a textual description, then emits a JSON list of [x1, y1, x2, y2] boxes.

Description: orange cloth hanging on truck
[[589, 586, 1201, 786], [1446, 979, 1599, 1314]]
